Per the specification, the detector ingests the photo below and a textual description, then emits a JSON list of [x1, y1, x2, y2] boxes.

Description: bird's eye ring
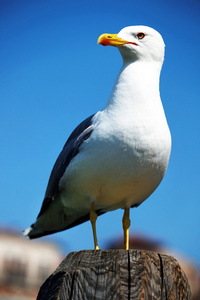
[[137, 32, 145, 39]]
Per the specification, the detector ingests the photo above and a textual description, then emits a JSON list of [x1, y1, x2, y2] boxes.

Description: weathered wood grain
[[37, 250, 191, 300]]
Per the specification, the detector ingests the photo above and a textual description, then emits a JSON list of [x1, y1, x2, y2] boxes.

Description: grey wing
[[37, 114, 95, 219]]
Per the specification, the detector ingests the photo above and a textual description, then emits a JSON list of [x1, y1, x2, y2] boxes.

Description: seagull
[[24, 26, 171, 250]]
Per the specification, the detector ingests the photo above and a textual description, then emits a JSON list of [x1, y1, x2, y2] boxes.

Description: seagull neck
[[104, 61, 162, 111]]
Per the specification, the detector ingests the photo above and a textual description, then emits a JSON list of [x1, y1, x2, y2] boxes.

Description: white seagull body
[[25, 26, 171, 249]]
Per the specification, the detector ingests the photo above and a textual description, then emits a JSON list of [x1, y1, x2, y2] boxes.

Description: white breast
[[60, 61, 171, 212]]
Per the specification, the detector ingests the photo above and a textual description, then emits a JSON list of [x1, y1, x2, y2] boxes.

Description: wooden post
[[37, 250, 191, 299]]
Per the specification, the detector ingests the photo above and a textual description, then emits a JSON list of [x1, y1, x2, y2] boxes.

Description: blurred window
[[38, 263, 50, 282], [3, 256, 27, 286]]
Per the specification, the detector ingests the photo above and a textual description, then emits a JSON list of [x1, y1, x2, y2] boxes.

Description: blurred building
[[108, 233, 200, 300], [1, 228, 199, 299], [0, 228, 64, 300]]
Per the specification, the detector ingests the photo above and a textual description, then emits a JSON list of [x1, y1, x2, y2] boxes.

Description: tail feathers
[[23, 225, 46, 239], [23, 209, 106, 239], [23, 223, 68, 239], [23, 226, 32, 237]]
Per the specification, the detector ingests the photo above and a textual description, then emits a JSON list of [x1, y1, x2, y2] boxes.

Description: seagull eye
[[137, 32, 145, 39]]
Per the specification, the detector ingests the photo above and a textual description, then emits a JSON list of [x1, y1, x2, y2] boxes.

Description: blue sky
[[0, 0, 200, 264]]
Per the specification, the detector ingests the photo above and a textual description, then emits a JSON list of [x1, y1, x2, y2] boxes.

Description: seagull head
[[97, 25, 165, 64]]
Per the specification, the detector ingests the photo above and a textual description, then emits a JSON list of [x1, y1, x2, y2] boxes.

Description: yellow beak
[[97, 33, 134, 47]]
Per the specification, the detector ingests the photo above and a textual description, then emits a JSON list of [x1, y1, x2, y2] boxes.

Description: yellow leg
[[90, 202, 99, 250], [122, 207, 131, 250]]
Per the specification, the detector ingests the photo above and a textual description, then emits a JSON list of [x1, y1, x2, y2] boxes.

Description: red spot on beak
[[100, 38, 111, 46]]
